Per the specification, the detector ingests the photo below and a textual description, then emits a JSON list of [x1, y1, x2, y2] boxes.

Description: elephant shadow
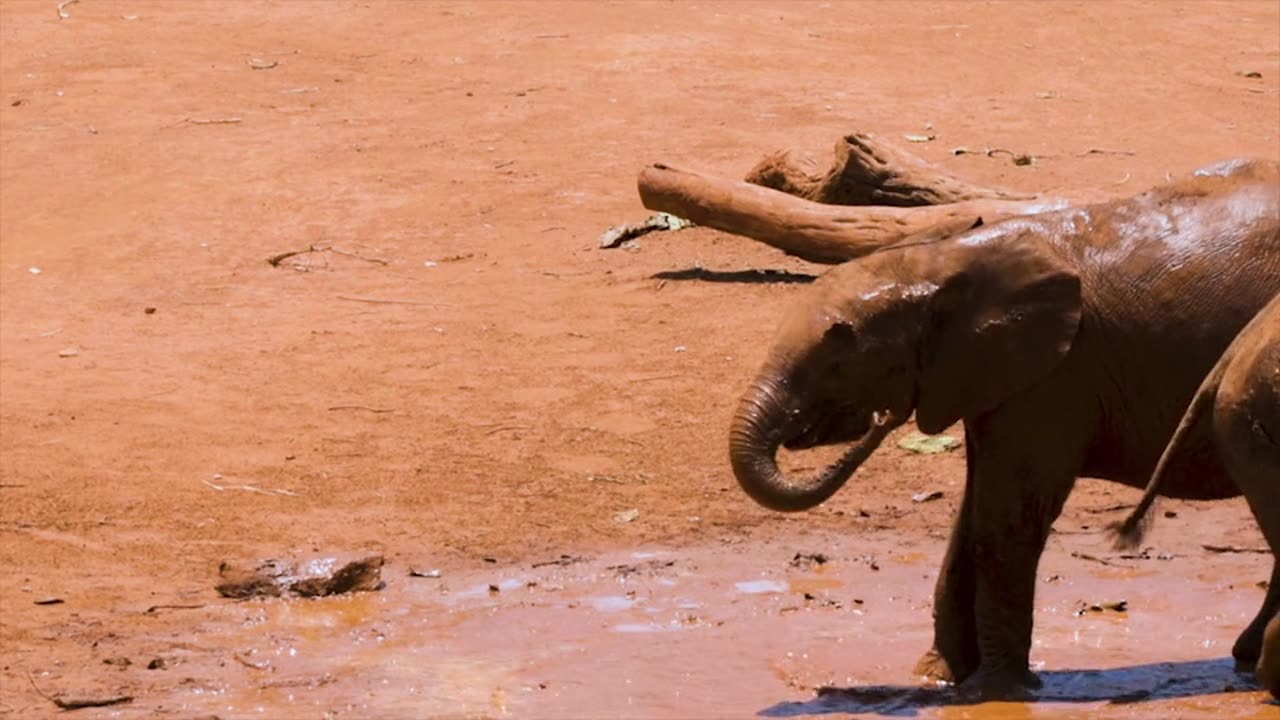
[[758, 658, 1274, 718], [651, 267, 817, 285]]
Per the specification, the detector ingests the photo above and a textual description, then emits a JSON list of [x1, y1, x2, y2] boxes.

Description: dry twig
[[484, 424, 531, 436], [267, 244, 388, 268], [1203, 544, 1269, 554], [327, 405, 395, 413], [336, 295, 446, 306], [1078, 148, 1137, 157], [326, 247, 389, 265], [172, 117, 244, 127], [1071, 551, 1132, 568], [233, 653, 271, 670], [201, 478, 299, 497], [143, 603, 206, 614], [25, 671, 131, 711]]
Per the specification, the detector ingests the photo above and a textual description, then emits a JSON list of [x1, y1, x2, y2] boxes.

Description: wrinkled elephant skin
[[728, 159, 1280, 696]]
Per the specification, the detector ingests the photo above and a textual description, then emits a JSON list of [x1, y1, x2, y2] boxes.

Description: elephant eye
[[825, 321, 856, 345]]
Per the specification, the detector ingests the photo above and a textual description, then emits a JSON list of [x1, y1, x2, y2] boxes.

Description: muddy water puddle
[[17, 534, 1278, 718]]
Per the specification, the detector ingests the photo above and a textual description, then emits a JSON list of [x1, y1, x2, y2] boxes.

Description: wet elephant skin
[[728, 159, 1280, 697]]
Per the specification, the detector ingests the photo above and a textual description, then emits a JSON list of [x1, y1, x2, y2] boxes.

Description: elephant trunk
[[728, 376, 896, 512]]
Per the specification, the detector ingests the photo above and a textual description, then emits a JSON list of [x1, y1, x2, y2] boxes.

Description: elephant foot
[[1234, 656, 1259, 673], [914, 641, 982, 686], [956, 665, 1041, 701], [1234, 632, 1262, 672], [913, 647, 958, 685]]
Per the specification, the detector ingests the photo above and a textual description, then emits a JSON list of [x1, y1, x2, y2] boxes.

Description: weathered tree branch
[[637, 163, 1066, 264], [744, 134, 1037, 206]]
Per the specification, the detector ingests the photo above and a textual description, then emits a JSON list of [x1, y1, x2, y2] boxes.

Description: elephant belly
[[1082, 427, 1240, 501], [1134, 446, 1239, 500]]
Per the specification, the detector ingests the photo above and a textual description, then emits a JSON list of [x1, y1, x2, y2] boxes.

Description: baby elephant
[[1112, 292, 1280, 693]]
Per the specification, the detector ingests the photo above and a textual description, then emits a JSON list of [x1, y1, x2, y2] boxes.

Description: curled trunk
[[728, 378, 897, 512]]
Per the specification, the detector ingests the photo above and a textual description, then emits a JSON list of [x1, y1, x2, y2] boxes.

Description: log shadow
[[652, 267, 817, 285], [759, 658, 1271, 717]]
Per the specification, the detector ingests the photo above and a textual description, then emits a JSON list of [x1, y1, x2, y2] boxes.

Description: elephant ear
[[914, 237, 1082, 434]]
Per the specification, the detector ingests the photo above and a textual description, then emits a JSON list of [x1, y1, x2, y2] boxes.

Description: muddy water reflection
[[132, 534, 1274, 718]]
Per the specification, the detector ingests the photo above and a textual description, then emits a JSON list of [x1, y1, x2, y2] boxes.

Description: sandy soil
[[1, 1, 1277, 717]]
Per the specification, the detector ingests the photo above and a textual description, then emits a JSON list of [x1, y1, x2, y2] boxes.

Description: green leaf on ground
[[897, 432, 960, 454]]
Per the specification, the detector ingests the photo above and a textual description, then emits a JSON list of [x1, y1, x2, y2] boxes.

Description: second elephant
[[727, 159, 1280, 697], [1112, 292, 1279, 696]]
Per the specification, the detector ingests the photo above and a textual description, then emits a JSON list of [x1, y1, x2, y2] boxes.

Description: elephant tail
[[1108, 354, 1231, 550]]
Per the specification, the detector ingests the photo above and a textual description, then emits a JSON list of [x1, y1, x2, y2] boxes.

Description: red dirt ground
[[1, 2, 1277, 717]]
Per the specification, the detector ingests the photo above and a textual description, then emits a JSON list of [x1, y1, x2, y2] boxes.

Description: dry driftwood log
[[635, 133, 1073, 264], [744, 133, 1036, 206], [637, 162, 1066, 264]]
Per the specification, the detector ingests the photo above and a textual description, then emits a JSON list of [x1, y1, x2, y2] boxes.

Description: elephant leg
[[1257, 611, 1280, 698], [1223, 419, 1280, 669], [958, 424, 1077, 698], [915, 426, 980, 684], [1219, 347, 1280, 670], [1236, 560, 1280, 669]]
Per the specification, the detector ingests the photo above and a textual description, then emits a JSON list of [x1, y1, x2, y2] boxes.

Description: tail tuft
[[1106, 515, 1150, 552]]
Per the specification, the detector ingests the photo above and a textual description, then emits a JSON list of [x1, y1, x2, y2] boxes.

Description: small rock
[[28, 266, 41, 274], [673, 345, 687, 353], [487, 584, 500, 594], [408, 567, 441, 579], [613, 508, 641, 523], [48, 693, 132, 710], [34, 597, 64, 605], [58, 348, 79, 358], [216, 555, 385, 599], [144, 307, 157, 315], [1163, 510, 1177, 518], [789, 552, 829, 569], [146, 658, 166, 670], [911, 490, 944, 503], [248, 58, 279, 70], [102, 657, 131, 667], [1076, 599, 1128, 616]]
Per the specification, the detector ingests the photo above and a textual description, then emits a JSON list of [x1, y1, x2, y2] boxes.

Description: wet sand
[[2, 1, 1277, 717], [14, 529, 1274, 718]]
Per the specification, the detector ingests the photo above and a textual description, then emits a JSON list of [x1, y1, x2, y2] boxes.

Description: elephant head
[[729, 225, 1084, 512]]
